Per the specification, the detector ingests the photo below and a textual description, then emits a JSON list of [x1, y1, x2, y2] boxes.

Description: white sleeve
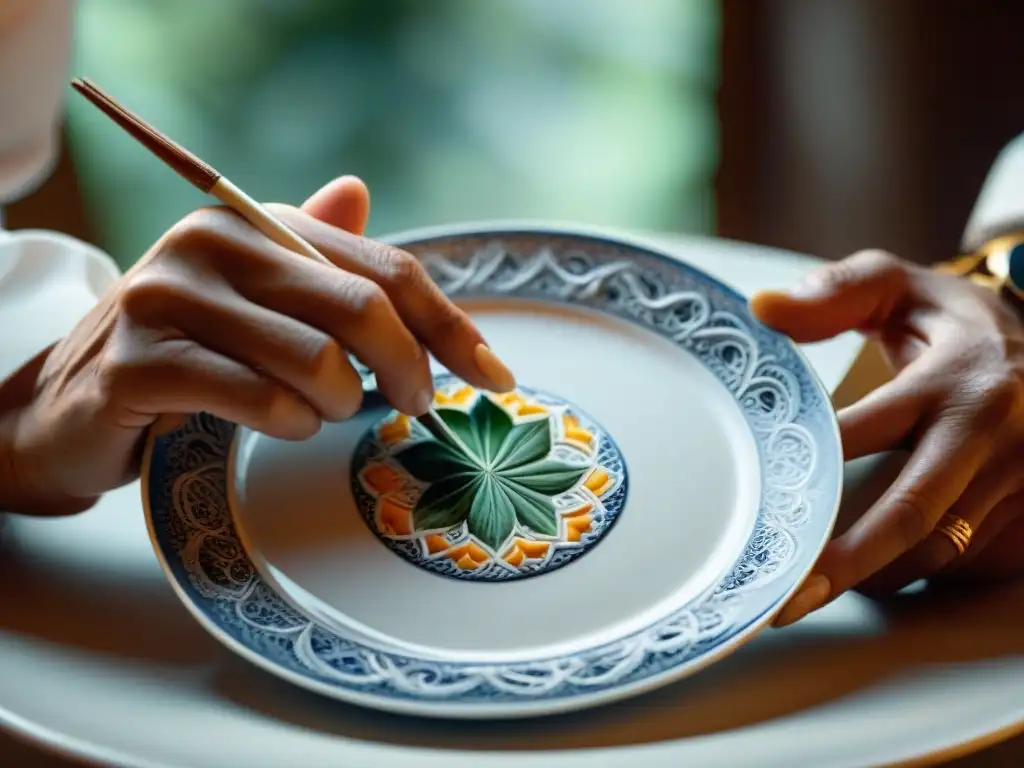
[[0, 228, 120, 384], [962, 133, 1024, 251]]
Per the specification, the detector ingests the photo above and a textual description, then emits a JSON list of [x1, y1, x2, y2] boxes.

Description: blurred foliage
[[69, 0, 720, 268]]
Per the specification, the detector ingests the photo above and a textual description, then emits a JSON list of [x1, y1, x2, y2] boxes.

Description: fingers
[[300, 175, 370, 235], [105, 338, 321, 441], [235, 258, 435, 415], [156, 197, 514, 420], [837, 359, 935, 460], [264, 204, 516, 393], [132, 277, 365, 422], [828, 415, 989, 587], [855, 464, 1012, 595], [773, 412, 991, 627], [750, 250, 914, 343], [161, 207, 434, 415]]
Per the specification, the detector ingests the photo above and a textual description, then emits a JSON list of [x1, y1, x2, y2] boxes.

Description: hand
[[750, 250, 1024, 627], [0, 176, 515, 516]]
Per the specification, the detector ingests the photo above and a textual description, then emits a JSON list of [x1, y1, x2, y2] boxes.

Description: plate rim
[[140, 221, 844, 719]]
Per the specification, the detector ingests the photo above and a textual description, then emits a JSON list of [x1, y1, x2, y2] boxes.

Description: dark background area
[[718, 0, 1024, 263]]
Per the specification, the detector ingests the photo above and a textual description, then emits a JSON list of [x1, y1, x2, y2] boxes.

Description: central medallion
[[351, 377, 627, 581]]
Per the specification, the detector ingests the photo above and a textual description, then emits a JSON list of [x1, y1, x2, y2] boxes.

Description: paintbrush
[[70, 77, 460, 445]]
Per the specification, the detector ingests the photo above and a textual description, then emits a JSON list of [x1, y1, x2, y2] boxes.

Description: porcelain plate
[[142, 226, 843, 719]]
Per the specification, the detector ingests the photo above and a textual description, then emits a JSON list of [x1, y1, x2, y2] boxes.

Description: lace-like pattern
[[146, 232, 841, 711]]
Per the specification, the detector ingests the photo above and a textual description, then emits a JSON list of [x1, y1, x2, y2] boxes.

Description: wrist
[[0, 346, 95, 516], [0, 412, 97, 517]]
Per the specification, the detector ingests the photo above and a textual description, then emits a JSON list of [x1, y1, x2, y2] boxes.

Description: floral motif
[[352, 381, 626, 580], [403, 395, 583, 547]]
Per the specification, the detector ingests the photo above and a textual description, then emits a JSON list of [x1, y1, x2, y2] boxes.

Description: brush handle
[[211, 177, 328, 264]]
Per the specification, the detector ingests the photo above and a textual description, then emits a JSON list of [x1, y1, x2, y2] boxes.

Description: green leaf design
[[412, 475, 479, 531], [469, 395, 514, 464], [387, 390, 596, 551], [491, 419, 551, 471], [497, 478, 559, 537], [467, 475, 517, 551], [394, 440, 478, 484], [435, 407, 483, 459], [499, 459, 588, 496], [435, 395, 514, 467]]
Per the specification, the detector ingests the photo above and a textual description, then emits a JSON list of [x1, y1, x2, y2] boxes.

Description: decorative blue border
[[144, 228, 841, 714]]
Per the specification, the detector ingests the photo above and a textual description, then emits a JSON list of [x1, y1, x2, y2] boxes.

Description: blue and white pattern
[[144, 229, 841, 716]]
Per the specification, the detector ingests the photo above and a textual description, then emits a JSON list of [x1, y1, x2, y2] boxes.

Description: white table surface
[[2, 229, 1022, 768]]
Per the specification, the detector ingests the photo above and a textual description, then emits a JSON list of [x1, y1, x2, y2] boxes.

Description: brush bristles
[[71, 78, 220, 193]]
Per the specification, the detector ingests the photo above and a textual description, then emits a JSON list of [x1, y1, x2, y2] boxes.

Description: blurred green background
[[69, 0, 720, 269]]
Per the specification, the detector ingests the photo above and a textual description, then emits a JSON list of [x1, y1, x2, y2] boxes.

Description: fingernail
[[411, 387, 435, 417], [473, 343, 516, 392], [773, 574, 832, 628]]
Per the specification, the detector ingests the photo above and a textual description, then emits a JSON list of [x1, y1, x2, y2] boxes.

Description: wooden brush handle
[[211, 177, 327, 264]]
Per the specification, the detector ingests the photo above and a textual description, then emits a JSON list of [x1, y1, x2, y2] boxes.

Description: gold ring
[[935, 513, 973, 556]]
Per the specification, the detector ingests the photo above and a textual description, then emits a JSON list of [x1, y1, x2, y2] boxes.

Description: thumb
[[749, 250, 912, 343], [300, 175, 371, 235]]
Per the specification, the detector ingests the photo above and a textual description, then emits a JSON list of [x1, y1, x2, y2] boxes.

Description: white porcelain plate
[[142, 226, 843, 719]]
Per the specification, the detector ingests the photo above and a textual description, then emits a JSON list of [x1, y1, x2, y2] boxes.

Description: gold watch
[[935, 232, 1024, 305]]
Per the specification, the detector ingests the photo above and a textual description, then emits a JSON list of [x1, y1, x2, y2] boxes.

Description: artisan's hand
[[751, 250, 1024, 626], [0, 176, 515, 516]]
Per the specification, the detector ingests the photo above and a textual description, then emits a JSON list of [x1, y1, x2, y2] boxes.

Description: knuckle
[[980, 373, 1022, 416], [891, 491, 939, 551], [163, 207, 243, 270], [302, 335, 342, 381], [377, 248, 426, 290], [341, 274, 391, 319], [805, 262, 854, 294], [118, 271, 192, 323], [355, 237, 426, 288], [354, 236, 390, 268], [95, 344, 142, 403], [852, 248, 902, 271], [957, 369, 1023, 422], [826, 249, 907, 290], [165, 207, 227, 250]]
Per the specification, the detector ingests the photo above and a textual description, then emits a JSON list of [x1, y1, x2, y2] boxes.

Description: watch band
[[936, 232, 1024, 306]]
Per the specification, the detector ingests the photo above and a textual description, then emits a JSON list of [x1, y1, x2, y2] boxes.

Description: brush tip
[[68, 75, 221, 194]]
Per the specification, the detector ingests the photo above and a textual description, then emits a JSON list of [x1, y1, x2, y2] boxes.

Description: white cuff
[[0, 229, 120, 382]]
